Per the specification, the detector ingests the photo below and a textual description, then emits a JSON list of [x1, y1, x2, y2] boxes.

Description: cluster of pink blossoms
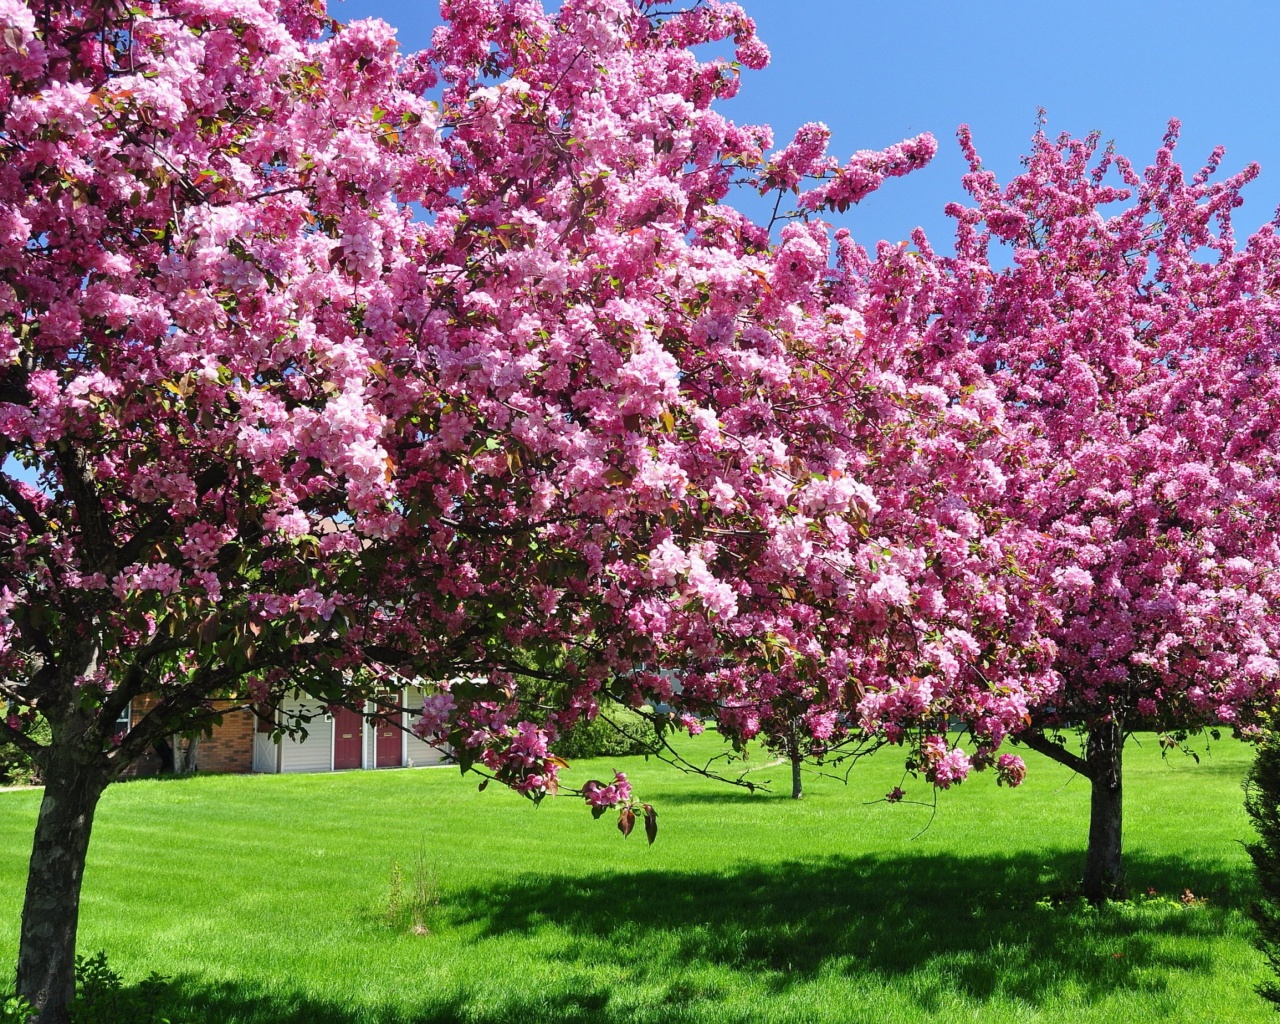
[[942, 121, 1280, 746], [995, 755, 1028, 788], [919, 735, 972, 790], [3, 0, 1278, 843], [582, 772, 633, 810]]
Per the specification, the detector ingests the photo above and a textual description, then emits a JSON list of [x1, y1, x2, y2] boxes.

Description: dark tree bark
[[13, 658, 243, 1020], [788, 717, 802, 799], [1019, 717, 1126, 901], [151, 736, 174, 773], [15, 745, 109, 1024], [1082, 719, 1125, 900]]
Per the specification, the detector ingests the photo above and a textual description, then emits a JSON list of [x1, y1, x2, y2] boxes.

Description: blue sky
[[334, 0, 1280, 251]]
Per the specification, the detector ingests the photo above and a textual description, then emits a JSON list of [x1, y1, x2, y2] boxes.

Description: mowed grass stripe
[[0, 733, 1267, 1023]]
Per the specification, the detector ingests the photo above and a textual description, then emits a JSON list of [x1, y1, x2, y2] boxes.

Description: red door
[[333, 707, 362, 769], [375, 709, 402, 768]]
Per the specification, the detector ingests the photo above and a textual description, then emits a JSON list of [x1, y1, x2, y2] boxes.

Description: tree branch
[[0, 716, 47, 760], [0, 474, 47, 535], [109, 666, 237, 768], [1016, 728, 1093, 779], [116, 510, 178, 571], [100, 636, 188, 729], [9, 606, 56, 664], [53, 443, 116, 573], [0, 680, 30, 704]]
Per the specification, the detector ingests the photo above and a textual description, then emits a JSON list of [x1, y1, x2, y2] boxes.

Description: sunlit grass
[[0, 732, 1267, 1023]]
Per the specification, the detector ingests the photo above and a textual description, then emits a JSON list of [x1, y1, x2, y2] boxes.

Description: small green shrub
[[1, 989, 33, 1024], [1245, 724, 1280, 1006], [0, 952, 173, 1024], [71, 951, 172, 1024], [551, 705, 657, 760]]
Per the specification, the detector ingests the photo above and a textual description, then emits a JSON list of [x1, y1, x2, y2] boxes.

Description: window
[[112, 701, 131, 741]]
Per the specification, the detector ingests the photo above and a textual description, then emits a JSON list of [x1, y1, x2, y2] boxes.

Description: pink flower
[[295, 589, 337, 622], [764, 122, 833, 191], [687, 552, 738, 620], [995, 754, 1027, 788], [679, 713, 705, 736], [931, 749, 971, 789], [582, 772, 632, 809], [415, 693, 457, 740], [508, 721, 549, 766]]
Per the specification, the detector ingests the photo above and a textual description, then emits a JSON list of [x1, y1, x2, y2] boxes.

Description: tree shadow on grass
[[1146, 760, 1250, 780], [139, 976, 625, 1024], [442, 850, 1251, 1007], [157, 978, 371, 1024], [141, 851, 1256, 1024]]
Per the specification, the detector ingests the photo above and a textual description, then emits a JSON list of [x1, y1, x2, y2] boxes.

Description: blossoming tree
[[943, 122, 1280, 899], [0, 0, 1060, 1017]]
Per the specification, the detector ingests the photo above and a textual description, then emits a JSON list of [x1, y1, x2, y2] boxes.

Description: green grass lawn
[[0, 733, 1269, 1023]]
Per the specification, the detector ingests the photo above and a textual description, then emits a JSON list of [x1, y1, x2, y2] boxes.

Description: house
[[123, 686, 449, 776], [252, 687, 448, 773]]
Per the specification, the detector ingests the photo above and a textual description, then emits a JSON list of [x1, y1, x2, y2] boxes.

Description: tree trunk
[[1016, 720, 1126, 901], [788, 717, 803, 799], [1082, 718, 1124, 901], [15, 753, 108, 1023], [174, 732, 200, 774]]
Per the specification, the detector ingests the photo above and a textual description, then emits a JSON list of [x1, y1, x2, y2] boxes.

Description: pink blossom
[[930, 748, 972, 789], [295, 589, 337, 622], [995, 754, 1027, 788], [415, 693, 458, 740], [582, 771, 633, 810], [763, 122, 833, 191], [508, 721, 549, 766], [679, 713, 706, 736], [687, 552, 738, 620], [869, 573, 911, 607], [647, 538, 691, 587]]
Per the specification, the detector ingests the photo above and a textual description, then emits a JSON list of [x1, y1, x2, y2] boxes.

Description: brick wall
[[120, 696, 254, 777], [197, 704, 255, 774]]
